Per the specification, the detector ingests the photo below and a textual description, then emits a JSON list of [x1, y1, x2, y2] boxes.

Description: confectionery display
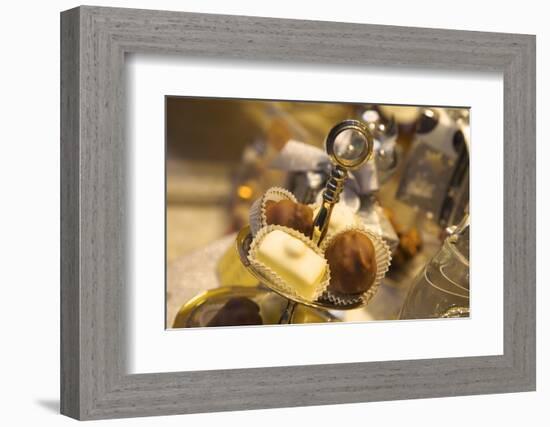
[[243, 119, 392, 312], [166, 99, 470, 328]]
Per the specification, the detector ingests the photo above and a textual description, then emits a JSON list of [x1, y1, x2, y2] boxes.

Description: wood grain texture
[[60, 7, 81, 419], [60, 6, 536, 420]]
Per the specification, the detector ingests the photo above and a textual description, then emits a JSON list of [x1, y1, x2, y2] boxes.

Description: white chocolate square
[[256, 230, 326, 300]]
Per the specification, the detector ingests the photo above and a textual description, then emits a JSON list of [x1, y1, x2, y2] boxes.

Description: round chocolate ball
[[325, 230, 377, 295], [264, 199, 313, 237], [207, 297, 263, 327]]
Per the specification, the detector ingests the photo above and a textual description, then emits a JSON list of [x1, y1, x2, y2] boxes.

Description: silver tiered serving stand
[[236, 120, 376, 324]]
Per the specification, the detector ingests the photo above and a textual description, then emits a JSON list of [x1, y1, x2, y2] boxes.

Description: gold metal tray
[[172, 285, 338, 328]]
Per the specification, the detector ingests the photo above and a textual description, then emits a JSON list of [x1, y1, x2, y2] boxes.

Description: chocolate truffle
[[325, 231, 377, 295], [207, 297, 263, 327], [265, 199, 313, 236]]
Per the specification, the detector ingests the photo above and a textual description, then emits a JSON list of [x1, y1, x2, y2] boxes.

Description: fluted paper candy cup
[[320, 225, 392, 307], [247, 225, 330, 304]]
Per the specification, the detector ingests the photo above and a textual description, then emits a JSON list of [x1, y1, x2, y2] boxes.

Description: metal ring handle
[[325, 119, 374, 170]]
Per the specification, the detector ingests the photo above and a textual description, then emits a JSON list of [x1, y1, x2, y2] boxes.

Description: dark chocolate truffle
[[325, 231, 377, 295], [265, 199, 313, 236], [207, 297, 263, 327]]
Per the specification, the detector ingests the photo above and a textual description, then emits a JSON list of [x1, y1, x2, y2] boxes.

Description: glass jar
[[399, 217, 469, 319]]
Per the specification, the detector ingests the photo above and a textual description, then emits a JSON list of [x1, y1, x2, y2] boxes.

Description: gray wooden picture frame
[[60, 5, 536, 421]]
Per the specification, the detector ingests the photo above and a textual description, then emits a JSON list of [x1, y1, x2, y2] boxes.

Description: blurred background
[[166, 97, 470, 328]]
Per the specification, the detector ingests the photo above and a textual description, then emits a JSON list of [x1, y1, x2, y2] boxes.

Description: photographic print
[[166, 97, 470, 328]]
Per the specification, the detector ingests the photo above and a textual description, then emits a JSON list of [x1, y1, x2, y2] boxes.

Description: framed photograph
[[60, 6, 536, 420]]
